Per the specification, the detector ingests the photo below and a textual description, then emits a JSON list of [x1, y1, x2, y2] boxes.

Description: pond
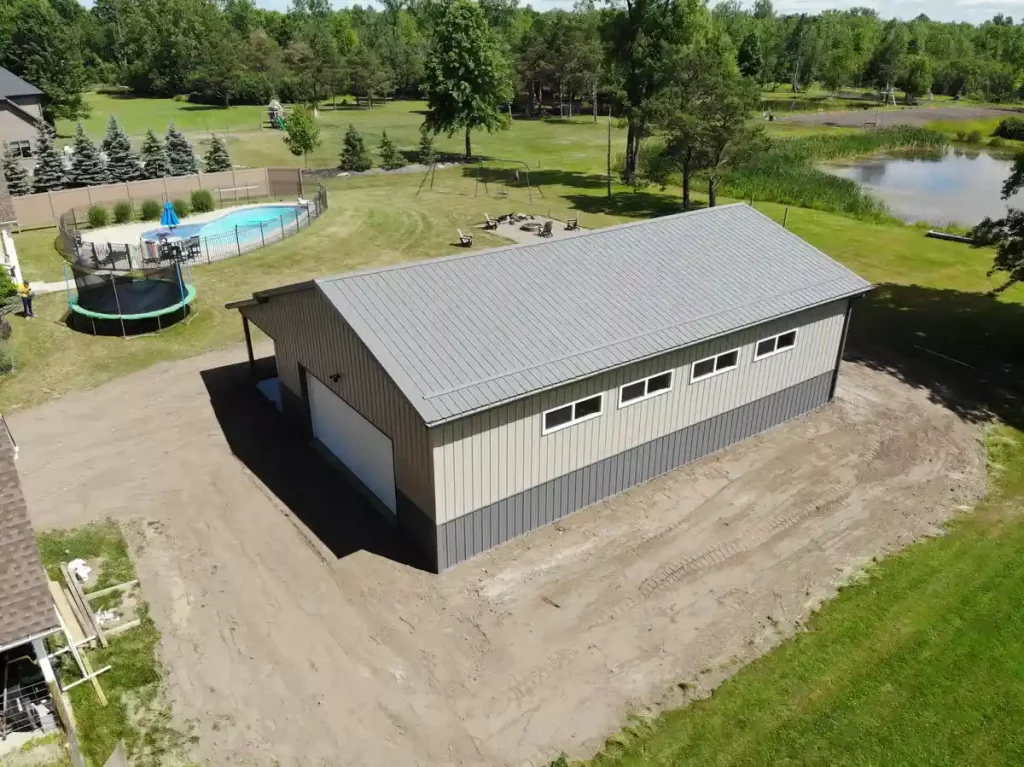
[[820, 147, 1021, 226]]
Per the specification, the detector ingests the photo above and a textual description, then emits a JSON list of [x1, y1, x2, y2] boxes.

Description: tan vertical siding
[[242, 288, 435, 518], [432, 300, 847, 524]]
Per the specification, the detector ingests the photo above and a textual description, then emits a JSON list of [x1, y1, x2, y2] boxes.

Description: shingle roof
[[310, 204, 871, 425], [0, 67, 43, 99], [0, 422, 56, 650]]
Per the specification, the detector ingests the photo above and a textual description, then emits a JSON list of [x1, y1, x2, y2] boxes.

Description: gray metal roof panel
[[0, 68, 43, 98], [316, 204, 871, 425]]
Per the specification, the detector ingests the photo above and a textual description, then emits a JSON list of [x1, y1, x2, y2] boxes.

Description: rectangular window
[[619, 370, 674, 407], [543, 393, 604, 434], [754, 329, 799, 361], [691, 349, 739, 383], [7, 140, 31, 159]]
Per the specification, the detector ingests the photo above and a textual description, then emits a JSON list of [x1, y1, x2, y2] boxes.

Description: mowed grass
[[58, 92, 623, 172], [581, 423, 1024, 767]]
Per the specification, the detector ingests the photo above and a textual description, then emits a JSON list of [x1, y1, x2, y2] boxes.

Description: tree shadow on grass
[[564, 190, 694, 220], [199, 356, 431, 572], [847, 282, 1024, 430]]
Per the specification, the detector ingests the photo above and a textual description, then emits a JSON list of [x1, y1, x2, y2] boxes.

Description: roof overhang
[[224, 280, 316, 310]]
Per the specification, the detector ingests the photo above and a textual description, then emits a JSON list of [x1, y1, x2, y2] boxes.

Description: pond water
[[821, 147, 1021, 226]]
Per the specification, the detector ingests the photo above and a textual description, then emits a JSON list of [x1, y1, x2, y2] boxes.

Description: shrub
[[989, 137, 1007, 149], [140, 199, 162, 221], [113, 200, 133, 224], [87, 205, 110, 228], [0, 342, 14, 375], [994, 117, 1024, 141], [0, 315, 11, 341], [190, 189, 215, 213], [172, 198, 191, 218], [0, 269, 16, 302], [966, 129, 983, 144]]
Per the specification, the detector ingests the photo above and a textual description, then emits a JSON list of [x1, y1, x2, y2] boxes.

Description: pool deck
[[82, 202, 303, 245]]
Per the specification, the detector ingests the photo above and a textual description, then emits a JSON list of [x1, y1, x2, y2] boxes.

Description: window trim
[[7, 139, 31, 159], [542, 392, 605, 435], [690, 348, 740, 383], [618, 370, 674, 408], [753, 329, 799, 361]]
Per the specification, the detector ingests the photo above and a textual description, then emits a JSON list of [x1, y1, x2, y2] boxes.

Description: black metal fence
[[58, 185, 328, 273]]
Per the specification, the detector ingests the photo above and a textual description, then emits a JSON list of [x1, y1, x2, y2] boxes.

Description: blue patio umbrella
[[160, 201, 180, 229]]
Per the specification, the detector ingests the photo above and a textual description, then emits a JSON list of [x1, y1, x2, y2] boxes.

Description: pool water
[[142, 204, 304, 242]]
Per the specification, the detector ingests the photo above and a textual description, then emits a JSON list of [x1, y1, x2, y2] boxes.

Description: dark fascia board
[[224, 280, 316, 310]]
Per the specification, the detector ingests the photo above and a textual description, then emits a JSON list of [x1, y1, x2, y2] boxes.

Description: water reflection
[[821, 147, 1021, 225]]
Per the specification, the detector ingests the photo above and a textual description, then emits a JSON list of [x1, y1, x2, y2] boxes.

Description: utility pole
[[606, 105, 613, 199]]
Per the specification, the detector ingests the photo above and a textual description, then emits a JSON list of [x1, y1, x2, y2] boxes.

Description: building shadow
[[199, 356, 431, 571], [846, 282, 1024, 430]]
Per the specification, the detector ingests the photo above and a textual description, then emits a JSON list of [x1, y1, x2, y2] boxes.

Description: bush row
[[994, 118, 1024, 142], [84, 189, 217, 229]]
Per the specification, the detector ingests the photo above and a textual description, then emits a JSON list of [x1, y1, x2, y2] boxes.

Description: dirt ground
[[781, 104, 1020, 128], [8, 346, 984, 767]]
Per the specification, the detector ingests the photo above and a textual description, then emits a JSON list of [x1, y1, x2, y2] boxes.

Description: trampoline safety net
[[73, 264, 189, 317]]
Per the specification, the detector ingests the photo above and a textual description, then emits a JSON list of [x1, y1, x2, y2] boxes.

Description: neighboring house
[[0, 67, 45, 165], [0, 417, 61, 740], [227, 204, 872, 572]]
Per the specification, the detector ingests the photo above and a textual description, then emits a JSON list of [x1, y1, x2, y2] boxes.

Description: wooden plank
[[53, 606, 108, 707], [84, 580, 138, 601], [104, 619, 141, 638], [49, 581, 87, 648], [63, 665, 112, 691], [62, 563, 107, 649]]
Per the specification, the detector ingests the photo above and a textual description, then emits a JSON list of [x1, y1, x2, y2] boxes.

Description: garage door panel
[[307, 374, 397, 513]]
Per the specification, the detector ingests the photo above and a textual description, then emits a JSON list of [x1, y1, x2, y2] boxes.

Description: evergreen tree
[[378, 130, 405, 170], [165, 123, 199, 176], [102, 116, 141, 183], [141, 130, 170, 179], [339, 124, 372, 171], [417, 123, 437, 165], [31, 123, 66, 193], [2, 147, 31, 197], [204, 135, 233, 172], [68, 123, 109, 188]]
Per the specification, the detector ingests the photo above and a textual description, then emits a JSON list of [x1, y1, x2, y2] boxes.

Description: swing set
[[416, 158, 544, 204]]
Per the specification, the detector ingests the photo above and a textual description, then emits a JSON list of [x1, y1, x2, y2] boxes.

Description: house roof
[[239, 204, 871, 425], [0, 421, 57, 650], [0, 67, 43, 99]]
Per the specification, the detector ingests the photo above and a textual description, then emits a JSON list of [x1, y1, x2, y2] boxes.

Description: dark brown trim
[[242, 315, 255, 375], [829, 295, 861, 401]]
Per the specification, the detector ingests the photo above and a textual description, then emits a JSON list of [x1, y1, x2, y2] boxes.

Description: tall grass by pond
[[722, 126, 948, 221]]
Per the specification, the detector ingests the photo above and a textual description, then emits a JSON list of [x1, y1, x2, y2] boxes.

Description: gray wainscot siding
[[430, 300, 849, 569], [241, 289, 437, 538]]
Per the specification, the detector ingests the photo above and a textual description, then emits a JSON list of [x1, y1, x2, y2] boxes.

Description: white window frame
[[753, 329, 799, 361], [618, 370, 674, 408], [542, 392, 605, 435], [690, 348, 740, 383]]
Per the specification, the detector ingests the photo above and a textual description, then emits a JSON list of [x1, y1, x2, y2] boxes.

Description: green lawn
[[579, 423, 1024, 767], [37, 522, 195, 767]]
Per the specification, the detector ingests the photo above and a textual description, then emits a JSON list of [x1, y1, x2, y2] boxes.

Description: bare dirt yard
[[781, 104, 1020, 128], [8, 346, 984, 767]]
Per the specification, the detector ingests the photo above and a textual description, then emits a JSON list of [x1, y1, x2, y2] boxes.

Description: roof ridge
[[315, 203, 752, 285]]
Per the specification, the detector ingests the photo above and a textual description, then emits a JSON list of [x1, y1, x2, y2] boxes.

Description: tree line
[[2, 0, 1023, 125]]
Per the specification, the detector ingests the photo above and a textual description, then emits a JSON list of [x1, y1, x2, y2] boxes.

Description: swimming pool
[[141, 204, 305, 242]]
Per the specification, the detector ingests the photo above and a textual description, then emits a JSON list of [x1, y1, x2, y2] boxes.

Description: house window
[[754, 329, 798, 361], [619, 370, 674, 407], [543, 393, 604, 434], [7, 140, 31, 159], [691, 349, 739, 383]]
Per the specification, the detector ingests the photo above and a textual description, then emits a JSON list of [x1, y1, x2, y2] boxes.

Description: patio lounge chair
[[484, 214, 498, 230], [565, 218, 579, 231], [186, 237, 202, 261], [458, 229, 473, 247], [538, 220, 554, 237]]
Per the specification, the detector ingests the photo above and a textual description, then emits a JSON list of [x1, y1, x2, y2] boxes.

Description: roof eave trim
[[0, 625, 61, 655], [420, 287, 872, 427], [224, 280, 317, 310]]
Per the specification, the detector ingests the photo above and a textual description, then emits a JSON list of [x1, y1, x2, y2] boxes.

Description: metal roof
[[0, 421, 57, 650], [0, 67, 43, 99], [311, 203, 870, 425]]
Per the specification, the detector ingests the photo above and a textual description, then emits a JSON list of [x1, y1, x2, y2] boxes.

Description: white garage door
[[307, 373, 397, 514]]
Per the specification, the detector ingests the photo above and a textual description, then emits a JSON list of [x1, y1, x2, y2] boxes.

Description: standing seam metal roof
[[315, 203, 870, 425]]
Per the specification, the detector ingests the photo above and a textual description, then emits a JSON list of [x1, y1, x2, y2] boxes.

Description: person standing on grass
[[18, 280, 33, 318]]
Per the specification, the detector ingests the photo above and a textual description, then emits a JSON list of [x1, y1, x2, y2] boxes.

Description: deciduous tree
[[423, 0, 513, 159], [283, 105, 322, 168], [974, 155, 1024, 293]]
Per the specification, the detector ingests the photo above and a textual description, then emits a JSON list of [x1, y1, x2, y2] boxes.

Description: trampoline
[[65, 261, 198, 336]]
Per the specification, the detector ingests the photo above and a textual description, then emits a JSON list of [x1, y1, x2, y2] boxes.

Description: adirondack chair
[[458, 229, 473, 247], [484, 214, 498, 230], [538, 220, 554, 237], [565, 218, 579, 231]]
